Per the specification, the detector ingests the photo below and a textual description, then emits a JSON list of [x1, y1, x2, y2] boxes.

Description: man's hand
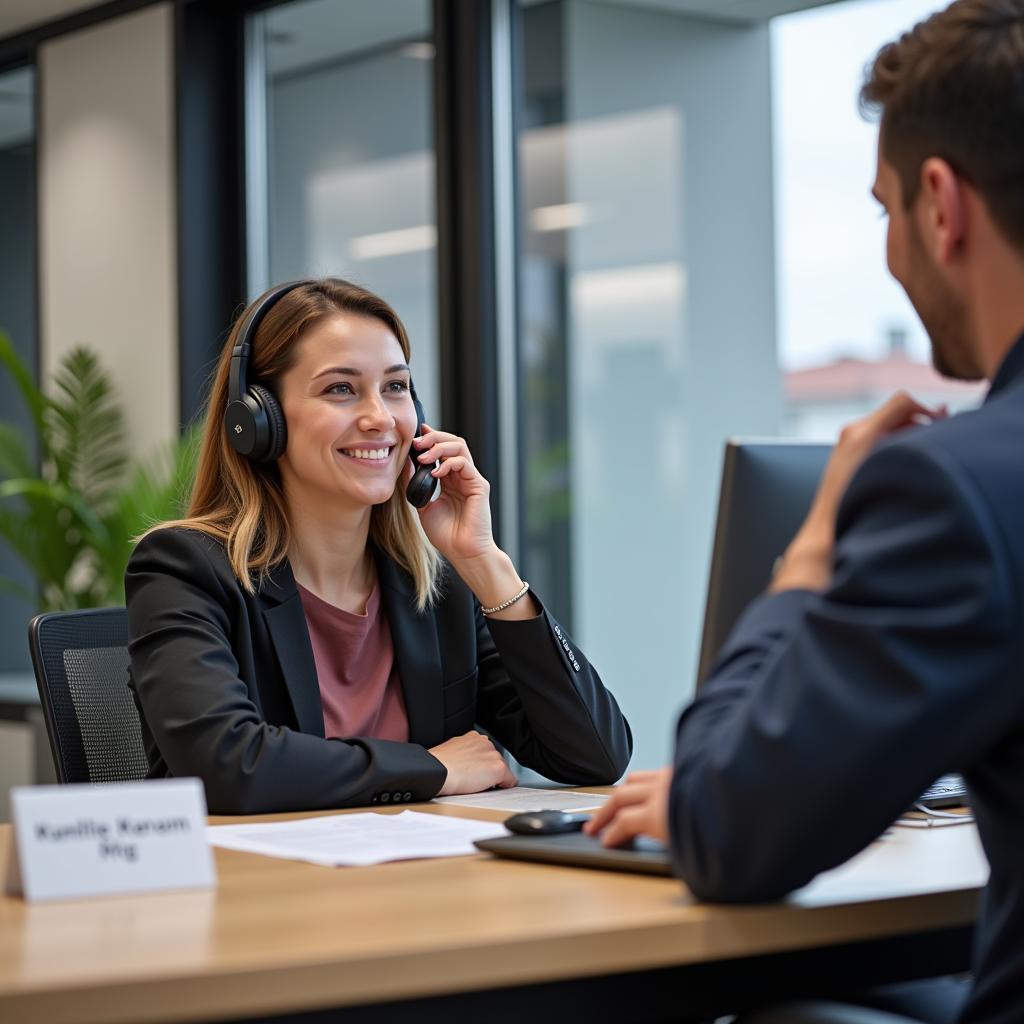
[[583, 768, 672, 847], [772, 391, 946, 593], [429, 731, 517, 796]]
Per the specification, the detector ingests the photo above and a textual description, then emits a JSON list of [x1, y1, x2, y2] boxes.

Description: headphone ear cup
[[224, 391, 264, 459], [249, 384, 287, 461]]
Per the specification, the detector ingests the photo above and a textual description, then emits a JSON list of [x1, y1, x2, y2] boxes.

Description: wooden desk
[[0, 799, 986, 1024]]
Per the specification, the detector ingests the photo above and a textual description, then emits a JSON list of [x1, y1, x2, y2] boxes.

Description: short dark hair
[[861, 0, 1024, 253]]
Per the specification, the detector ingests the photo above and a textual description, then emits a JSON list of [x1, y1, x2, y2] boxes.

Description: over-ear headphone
[[224, 281, 304, 463], [223, 280, 438, 507]]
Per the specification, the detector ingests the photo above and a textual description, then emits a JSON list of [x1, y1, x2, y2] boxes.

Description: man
[[587, 2, 1024, 1022]]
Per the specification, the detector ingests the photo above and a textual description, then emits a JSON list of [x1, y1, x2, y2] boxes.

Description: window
[[516, 1, 779, 766], [773, 0, 985, 440], [246, 0, 440, 414], [514, 0, 980, 768], [240, 0, 979, 770]]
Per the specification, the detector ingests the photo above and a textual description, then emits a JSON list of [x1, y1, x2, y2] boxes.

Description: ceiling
[[519, 0, 845, 22], [592, 0, 844, 20], [0, 0, 101, 41], [0, 0, 848, 44], [264, 0, 430, 77]]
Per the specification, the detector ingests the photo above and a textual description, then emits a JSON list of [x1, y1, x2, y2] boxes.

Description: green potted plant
[[0, 332, 198, 610]]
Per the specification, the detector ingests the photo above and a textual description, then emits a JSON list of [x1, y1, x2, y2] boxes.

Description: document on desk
[[433, 786, 609, 812], [207, 811, 507, 867]]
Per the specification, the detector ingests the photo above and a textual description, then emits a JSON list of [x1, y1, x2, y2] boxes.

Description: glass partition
[[0, 65, 37, 672], [246, 0, 440, 414], [516, 1, 779, 766]]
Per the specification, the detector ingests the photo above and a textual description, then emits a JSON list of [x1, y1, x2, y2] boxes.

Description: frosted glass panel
[[248, 0, 439, 414], [517, 1, 778, 768]]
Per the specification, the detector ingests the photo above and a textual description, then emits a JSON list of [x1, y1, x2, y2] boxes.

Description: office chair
[[28, 607, 149, 784]]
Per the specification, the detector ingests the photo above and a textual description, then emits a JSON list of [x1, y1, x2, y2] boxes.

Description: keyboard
[[917, 773, 968, 809]]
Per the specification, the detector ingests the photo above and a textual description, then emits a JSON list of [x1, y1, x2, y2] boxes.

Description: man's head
[[861, 0, 1024, 380]]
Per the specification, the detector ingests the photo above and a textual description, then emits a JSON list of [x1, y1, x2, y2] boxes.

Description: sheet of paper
[[893, 814, 976, 829], [433, 786, 608, 813], [207, 810, 507, 867]]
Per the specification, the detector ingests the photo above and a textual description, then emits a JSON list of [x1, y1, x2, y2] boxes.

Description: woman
[[126, 278, 631, 814]]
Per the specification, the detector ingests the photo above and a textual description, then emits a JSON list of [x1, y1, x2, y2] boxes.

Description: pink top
[[297, 581, 410, 743]]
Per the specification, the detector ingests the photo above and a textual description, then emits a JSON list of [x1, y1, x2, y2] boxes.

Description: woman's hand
[[429, 731, 517, 795], [408, 424, 536, 619], [410, 424, 496, 563]]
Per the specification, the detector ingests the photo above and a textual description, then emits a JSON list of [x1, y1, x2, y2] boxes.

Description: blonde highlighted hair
[[152, 278, 441, 610]]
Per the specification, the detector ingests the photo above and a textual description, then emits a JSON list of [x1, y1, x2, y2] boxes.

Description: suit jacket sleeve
[[126, 529, 446, 814], [476, 596, 632, 784], [670, 441, 1018, 902]]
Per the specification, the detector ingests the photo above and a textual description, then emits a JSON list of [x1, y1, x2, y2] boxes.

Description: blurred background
[[0, 0, 983, 815]]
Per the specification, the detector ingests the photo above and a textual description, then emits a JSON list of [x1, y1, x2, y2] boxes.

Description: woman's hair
[[154, 278, 441, 610]]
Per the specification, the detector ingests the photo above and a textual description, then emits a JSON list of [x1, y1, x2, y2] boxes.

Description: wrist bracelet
[[481, 581, 530, 616]]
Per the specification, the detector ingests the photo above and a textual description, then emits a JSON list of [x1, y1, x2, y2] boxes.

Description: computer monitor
[[696, 439, 830, 685]]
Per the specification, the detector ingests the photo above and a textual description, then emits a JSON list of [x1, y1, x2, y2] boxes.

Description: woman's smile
[[336, 444, 397, 467]]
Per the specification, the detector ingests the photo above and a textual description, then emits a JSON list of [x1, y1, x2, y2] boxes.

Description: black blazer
[[125, 527, 631, 814], [670, 333, 1024, 1024]]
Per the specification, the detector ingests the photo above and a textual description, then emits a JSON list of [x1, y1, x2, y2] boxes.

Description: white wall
[[39, 3, 178, 459]]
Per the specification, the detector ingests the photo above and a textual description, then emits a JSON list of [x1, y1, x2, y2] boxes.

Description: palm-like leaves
[[95, 426, 200, 605], [0, 331, 197, 610], [49, 348, 127, 511]]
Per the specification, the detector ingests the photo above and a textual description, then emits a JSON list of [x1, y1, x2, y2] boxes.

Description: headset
[[223, 280, 438, 508]]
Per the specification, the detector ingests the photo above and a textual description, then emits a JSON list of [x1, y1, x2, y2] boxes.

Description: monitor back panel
[[697, 440, 830, 684]]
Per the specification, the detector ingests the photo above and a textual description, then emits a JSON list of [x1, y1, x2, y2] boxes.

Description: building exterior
[[785, 328, 986, 439]]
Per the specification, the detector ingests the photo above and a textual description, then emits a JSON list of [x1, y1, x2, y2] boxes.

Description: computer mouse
[[504, 810, 590, 835]]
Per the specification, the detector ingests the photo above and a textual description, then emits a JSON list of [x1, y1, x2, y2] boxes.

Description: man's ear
[[918, 157, 965, 264]]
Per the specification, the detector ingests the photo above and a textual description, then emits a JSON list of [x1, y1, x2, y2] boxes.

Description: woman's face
[[276, 312, 417, 512]]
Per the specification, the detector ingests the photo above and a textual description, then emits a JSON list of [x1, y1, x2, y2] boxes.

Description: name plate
[[5, 778, 216, 902]]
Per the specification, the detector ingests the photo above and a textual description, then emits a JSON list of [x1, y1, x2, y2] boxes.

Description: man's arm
[[587, 393, 955, 867], [667, 440, 1016, 902], [772, 391, 946, 594]]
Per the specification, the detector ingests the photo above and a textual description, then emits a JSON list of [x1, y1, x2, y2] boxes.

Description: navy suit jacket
[[126, 527, 631, 815], [674, 333, 1024, 1024]]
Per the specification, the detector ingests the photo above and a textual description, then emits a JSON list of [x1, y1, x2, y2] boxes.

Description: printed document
[[207, 810, 506, 867]]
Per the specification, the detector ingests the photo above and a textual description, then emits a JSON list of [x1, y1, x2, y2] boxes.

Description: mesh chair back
[[28, 608, 149, 784]]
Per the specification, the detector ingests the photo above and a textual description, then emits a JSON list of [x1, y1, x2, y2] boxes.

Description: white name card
[[5, 778, 216, 902]]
